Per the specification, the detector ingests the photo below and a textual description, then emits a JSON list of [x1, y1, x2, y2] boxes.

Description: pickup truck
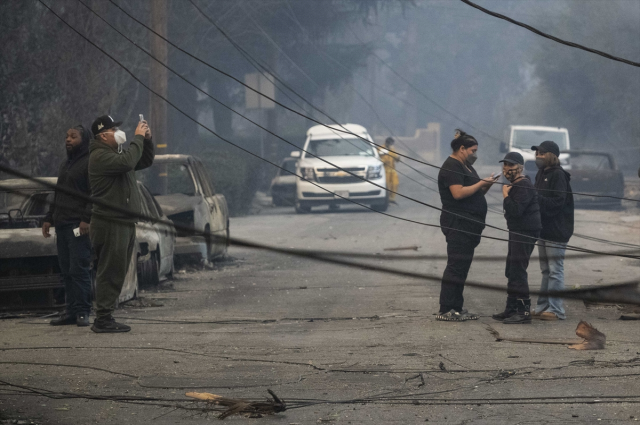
[[501, 125, 571, 180], [137, 155, 229, 262]]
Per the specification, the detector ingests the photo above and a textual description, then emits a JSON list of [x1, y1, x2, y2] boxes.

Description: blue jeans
[[534, 240, 567, 319], [56, 223, 92, 316]]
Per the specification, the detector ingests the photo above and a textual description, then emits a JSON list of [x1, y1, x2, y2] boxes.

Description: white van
[[501, 125, 571, 179], [293, 124, 388, 213]]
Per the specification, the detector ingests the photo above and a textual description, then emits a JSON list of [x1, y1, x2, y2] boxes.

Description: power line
[[35, 0, 640, 259], [2, 166, 639, 305], [108, 0, 640, 204], [187, 0, 438, 202], [460, 0, 640, 68]]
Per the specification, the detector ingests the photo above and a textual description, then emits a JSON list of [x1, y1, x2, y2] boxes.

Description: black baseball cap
[[531, 140, 560, 157], [499, 151, 524, 165], [91, 115, 122, 136]]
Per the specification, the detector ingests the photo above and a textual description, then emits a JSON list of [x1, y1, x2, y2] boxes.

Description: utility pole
[[150, 0, 168, 191]]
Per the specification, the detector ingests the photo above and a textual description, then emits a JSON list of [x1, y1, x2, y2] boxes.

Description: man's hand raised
[[135, 121, 149, 137]]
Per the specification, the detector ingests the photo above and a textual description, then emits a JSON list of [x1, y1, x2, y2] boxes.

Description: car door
[[140, 184, 175, 277], [192, 159, 227, 256]]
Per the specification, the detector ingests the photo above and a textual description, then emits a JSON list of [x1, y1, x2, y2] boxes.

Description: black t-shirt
[[438, 157, 487, 220]]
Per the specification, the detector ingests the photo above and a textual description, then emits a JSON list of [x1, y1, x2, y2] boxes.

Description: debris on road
[[486, 321, 606, 350], [383, 245, 421, 251], [186, 389, 286, 419], [568, 321, 606, 350]]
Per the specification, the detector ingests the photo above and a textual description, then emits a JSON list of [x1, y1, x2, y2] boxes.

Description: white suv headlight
[[299, 167, 316, 182], [367, 164, 382, 180]]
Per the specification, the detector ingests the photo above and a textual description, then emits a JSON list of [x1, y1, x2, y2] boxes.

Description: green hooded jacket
[[88, 134, 155, 222]]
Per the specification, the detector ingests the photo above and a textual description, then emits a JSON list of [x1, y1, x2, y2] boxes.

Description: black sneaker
[[76, 313, 90, 327], [435, 309, 464, 322], [458, 309, 479, 321], [91, 317, 131, 333], [50, 314, 76, 326]]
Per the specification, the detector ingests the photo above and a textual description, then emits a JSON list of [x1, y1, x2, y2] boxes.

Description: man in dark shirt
[[531, 141, 574, 320], [43, 125, 93, 327], [89, 115, 154, 333], [492, 152, 541, 324]]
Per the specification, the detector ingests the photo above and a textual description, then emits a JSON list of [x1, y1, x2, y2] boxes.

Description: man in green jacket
[[89, 115, 154, 333]]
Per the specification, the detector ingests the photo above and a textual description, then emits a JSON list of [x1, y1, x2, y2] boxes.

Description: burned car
[[270, 157, 297, 207], [136, 181, 176, 286], [0, 178, 173, 309], [0, 178, 61, 308], [137, 155, 229, 262], [564, 150, 625, 208]]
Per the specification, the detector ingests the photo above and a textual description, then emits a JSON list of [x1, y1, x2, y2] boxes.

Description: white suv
[[294, 124, 388, 213]]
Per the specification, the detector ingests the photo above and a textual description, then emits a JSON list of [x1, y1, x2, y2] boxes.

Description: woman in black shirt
[[436, 130, 498, 321]]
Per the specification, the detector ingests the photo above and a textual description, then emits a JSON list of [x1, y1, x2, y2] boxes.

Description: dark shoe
[[459, 308, 478, 321], [91, 317, 131, 333], [435, 309, 464, 322], [50, 314, 76, 326], [504, 299, 532, 324], [492, 297, 518, 321], [76, 313, 90, 327]]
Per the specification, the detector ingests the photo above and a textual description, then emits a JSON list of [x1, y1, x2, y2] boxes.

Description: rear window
[[138, 162, 196, 196], [570, 154, 612, 170]]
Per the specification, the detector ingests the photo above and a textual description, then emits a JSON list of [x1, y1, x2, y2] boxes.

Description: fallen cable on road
[[486, 321, 606, 350]]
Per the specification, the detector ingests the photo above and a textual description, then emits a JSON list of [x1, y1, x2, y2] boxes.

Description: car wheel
[[272, 194, 285, 207], [295, 201, 311, 214], [371, 198, 389, 212], [147, 252, 160, 286], [139, 252, 160, 287]]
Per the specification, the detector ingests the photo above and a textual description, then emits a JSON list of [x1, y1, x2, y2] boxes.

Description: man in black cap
[[492, 151, 541, 324], [530, 140, 573, 321], [88, 115, 154, 333]]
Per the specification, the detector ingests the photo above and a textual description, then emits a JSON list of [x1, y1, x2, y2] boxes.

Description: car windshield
[[137, 162, 196, 196], [512, 129, 568, 151], [306, 138, 374, 158], [570, 154, 612, 170]]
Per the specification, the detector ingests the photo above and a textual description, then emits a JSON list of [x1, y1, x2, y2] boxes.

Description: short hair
[[451, 129, 478, 152], [544, 152, 560, 168]]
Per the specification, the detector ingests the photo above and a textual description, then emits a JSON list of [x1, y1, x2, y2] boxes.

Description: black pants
[[56, 223, 92, 316], [505, 230, 540, 298], [439, 213, 484, 313]]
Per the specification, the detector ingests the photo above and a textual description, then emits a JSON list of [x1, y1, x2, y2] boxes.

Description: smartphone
[[139, 114, 144, 122], [493, 173, 502, 180], [73, 227, 81, 237]]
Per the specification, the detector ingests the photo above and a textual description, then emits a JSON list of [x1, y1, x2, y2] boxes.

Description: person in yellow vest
[[378, 137, 400, 204]]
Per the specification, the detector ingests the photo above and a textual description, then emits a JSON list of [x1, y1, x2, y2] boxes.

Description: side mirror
[[499, 142, 508, 153], [290, 151, 301, 158]]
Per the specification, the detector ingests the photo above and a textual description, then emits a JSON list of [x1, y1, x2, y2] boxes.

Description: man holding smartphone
[[89, 115, 154, 333], [43, 125, 94, 327]]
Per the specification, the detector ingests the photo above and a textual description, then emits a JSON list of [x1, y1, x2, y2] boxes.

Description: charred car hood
[[154, 194, 203, 216], [0, 228, 58, 259]]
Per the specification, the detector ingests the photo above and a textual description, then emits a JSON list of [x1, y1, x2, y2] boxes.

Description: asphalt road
[[1, 164, 640, 424]]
